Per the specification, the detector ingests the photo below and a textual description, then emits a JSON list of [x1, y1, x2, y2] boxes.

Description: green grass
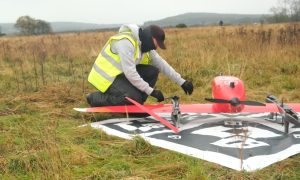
[[1, 92, 300, 179]]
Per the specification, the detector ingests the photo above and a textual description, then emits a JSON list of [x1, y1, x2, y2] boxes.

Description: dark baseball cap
[[149, 25, 166, 49]]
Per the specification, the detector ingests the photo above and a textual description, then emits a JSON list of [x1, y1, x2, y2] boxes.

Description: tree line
[[269, 0, 300, 23]]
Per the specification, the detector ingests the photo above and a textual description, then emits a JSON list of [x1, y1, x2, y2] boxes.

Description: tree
[[15, 15, 52, 35], [15, 16, 36, 35], [35, 20, 52, 34], [269, 0, 300, 22], [290, 0, 300, 21]]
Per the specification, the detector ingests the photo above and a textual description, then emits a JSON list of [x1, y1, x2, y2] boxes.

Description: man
[[86, 24, 193, 107]]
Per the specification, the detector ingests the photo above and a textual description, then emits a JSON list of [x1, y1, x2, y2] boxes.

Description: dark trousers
[[87, 64, 159, 107]]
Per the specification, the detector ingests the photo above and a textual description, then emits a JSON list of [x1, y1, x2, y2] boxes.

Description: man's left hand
[[181, 81, 194, 95]]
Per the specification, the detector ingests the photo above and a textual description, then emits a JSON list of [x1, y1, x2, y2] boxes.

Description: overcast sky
[[1, 0, 279, 24]]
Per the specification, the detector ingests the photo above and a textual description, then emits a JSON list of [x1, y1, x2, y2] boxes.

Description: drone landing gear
[[266, 95, 300, 134], [169, 96, 181, 128]]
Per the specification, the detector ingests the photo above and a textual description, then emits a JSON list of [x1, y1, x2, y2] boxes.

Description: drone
[[75, 75, 300, 134]]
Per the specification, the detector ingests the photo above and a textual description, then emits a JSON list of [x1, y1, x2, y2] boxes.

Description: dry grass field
[[0, 23, 300, 179]]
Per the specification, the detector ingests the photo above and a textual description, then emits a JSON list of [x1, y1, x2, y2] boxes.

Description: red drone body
[[212, 76, 246, 112]]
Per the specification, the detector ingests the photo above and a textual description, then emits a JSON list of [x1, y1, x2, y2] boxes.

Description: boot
[[86, 91, 127, 107]]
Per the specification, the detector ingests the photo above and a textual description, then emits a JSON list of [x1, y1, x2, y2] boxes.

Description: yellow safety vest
[[88, 32, 151, 92]]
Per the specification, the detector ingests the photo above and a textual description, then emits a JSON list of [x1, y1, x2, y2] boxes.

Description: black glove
[[181, 81, 194, 95], [150, 90, 164, 102]]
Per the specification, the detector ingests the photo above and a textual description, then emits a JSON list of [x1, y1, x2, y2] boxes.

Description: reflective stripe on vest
[[88, 32, 150, 92]]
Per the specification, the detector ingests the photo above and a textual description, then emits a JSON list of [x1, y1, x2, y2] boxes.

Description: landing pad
[[89, 113, 300, 171]]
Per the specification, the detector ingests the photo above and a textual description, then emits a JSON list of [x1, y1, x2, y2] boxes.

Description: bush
[[175, 23, 187, 28]]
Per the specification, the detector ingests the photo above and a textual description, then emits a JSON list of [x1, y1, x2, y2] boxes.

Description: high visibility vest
[[88, 32, 151, 92]]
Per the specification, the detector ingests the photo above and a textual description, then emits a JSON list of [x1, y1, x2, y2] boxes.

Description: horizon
[[1, 0, 278, 24]]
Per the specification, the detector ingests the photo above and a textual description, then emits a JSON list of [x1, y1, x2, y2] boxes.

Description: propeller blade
[[240, 101, 266, 106], [205, 98, 230, 104], [205, 98, 266, 106]]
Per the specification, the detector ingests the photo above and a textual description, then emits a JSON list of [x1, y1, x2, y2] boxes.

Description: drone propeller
[[205, 97, 266, 106]]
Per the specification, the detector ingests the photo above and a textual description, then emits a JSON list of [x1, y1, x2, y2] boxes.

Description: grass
[[1, 22, 300, 179]]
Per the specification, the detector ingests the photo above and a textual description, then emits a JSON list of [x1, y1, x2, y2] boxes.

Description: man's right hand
[[150, 90, 164, 102]]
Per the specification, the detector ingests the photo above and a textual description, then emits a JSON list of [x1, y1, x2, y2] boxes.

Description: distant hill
[[144, 12, 270, 27], [50, 22, 120, 33], [0, 23, 18, 35], [0, 22, 121, 35]]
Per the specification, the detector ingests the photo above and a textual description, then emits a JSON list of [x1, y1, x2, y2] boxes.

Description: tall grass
[[0, 23, 300, 179]]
